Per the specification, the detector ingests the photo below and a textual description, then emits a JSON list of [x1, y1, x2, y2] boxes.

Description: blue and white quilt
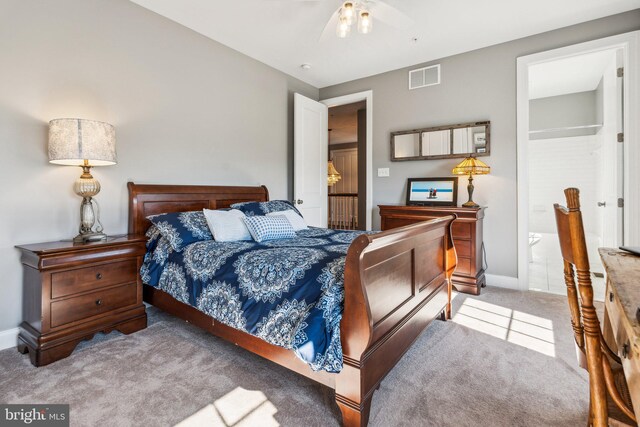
[[141, 226, 374, 373]]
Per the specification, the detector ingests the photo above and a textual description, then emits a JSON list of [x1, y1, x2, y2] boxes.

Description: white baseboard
[[485, 274, 520, 290], [0, 327, 19, 351]]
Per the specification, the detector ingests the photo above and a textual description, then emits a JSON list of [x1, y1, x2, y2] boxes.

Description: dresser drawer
[[50, 283, 137, 328], [453, 239, 471, 258], [51, 259, 137, 298], [455, 257, 471, 275], [452, 222, 471, 240]]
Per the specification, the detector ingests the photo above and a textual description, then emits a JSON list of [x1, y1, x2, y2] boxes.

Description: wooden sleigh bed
[[128, 182, 457, 427]]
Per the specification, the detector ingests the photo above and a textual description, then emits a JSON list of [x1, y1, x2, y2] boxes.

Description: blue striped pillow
[[243, 215, 296, 242]]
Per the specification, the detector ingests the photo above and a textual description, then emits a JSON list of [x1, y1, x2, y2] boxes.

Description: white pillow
[[266, 209, 308, 231], [202, 209, 252, 242]]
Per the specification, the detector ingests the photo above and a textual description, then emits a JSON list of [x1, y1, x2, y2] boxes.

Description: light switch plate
[[378, 168, 390, 177]]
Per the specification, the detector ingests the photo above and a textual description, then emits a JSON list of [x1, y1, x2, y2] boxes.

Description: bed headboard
[[127, 182, 270, 235]]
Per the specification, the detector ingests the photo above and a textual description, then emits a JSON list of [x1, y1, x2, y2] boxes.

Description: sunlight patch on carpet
[[174, 387, 279, 427], [452, 298, 556, 357]]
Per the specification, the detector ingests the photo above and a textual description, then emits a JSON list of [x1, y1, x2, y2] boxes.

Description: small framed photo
[[406, 177, 458, 207], [474, 133, 486, 145]]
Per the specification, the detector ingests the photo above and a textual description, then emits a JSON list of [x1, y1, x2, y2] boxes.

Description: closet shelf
[[529, 124, 603, 140]]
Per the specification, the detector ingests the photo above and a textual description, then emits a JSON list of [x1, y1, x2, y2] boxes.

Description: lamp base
[[461, 201, 480, 208], [73, 232, 108, 243], [461, 174, 480, 208]]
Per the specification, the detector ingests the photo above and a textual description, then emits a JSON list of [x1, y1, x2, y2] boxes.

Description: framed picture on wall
[[406, 177, 458, 207]]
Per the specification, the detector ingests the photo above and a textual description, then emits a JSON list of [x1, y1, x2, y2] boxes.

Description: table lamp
[[48, 119, 117, 242], [452, 156, 490, 208]]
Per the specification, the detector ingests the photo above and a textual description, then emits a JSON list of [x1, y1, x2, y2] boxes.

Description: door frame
[[321, 90, 373, 230], [516, 31, 640, 290]]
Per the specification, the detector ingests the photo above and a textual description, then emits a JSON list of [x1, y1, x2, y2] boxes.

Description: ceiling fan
[[322, 1, 412, 39], [280, 0, 412, 40]]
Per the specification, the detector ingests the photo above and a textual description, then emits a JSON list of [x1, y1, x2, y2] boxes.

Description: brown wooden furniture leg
[[336, 393, 373, 427], [18, 335, 84, 367], [114, 314, 147, 335], [18, 314, 146, 367]]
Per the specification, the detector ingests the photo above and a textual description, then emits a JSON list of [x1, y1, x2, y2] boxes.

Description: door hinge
[[617, 67, 624, 78], [618, 133, 624, 143], [618, 198, 624, 208]]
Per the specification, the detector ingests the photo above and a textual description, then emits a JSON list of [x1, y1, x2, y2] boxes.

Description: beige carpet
[[0, 286, 589, 426]]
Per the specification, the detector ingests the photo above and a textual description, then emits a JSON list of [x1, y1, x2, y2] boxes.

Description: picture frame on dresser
[[406, 177, 458, 207]]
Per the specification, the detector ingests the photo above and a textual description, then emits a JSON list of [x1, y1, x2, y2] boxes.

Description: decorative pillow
[[266, 209, 308, 231], [202, 209, 252, 242], [231, 200, 302, 218], [243, 215, 296, 242], [147, 211, 212, 251]]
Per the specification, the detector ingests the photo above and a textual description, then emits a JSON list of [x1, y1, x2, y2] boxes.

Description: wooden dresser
[[379, 205, 486, 295], [600, 248, 640, 417], [16, 236, 147, 366]]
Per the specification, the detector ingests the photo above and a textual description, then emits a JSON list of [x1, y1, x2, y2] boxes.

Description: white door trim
[[516, 31, 640, 291], [321, 90, 373, 230]]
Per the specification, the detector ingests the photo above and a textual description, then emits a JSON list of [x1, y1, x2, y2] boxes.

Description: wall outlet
[[378, 168, 390, 177]]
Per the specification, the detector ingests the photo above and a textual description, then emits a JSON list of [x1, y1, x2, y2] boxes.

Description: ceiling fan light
[[342, 2, 355, 23], [358, 10, 372, 34], [336, 15, 351, 38]]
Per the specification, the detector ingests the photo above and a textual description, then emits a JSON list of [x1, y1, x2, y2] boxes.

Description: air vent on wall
[[409, 64, 441, 90]]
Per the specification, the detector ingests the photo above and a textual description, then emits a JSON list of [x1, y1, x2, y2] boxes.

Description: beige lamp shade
[[48, 119, 117, 166], [452, 156, 490, 176]]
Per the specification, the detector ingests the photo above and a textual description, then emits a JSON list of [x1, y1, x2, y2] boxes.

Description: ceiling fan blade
[[318, 8, 341, 42], [367, 1, 413, 28]]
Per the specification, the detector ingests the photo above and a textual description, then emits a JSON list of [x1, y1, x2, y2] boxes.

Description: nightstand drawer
[[51, 259, 137, 298], [50, 283, 137, 328]]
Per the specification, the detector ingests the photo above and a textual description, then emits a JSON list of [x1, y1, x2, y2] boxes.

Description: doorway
[[321, 90, 373, 230], [516, 32, 639, 298], [327, 101, 366, 230], [528, 49, 620, 298]]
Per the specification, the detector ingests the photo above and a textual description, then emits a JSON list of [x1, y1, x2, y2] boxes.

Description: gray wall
[[320, 10, 640, 279], [530, 91, 598, 131], [0, 0, 317, 332]]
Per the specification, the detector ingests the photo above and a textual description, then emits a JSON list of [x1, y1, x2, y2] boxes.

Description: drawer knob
[[609, 292, 614, 302], [95, 299, 103, 306], [622, 342, 630, 358], [96, 273, 103, 280]]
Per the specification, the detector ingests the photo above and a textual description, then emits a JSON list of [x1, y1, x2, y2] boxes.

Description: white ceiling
[[528, 50, 617, 99], [130, 0, 639, 88]]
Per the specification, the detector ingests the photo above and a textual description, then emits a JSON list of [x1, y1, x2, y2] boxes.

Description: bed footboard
[[336, 216, 457, 427]]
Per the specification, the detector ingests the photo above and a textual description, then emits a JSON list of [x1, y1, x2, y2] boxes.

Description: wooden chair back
[[554, 188, 635, 426]]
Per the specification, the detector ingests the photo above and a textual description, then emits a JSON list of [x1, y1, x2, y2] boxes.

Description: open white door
[[600, 53, 624, 249], [294, 93, 328, 227]]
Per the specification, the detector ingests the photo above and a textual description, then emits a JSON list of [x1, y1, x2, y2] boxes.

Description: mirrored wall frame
[[390, 121, 490, 161]]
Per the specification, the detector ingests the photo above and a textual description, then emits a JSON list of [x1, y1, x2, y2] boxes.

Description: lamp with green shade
[[452, 156, 490, 208]]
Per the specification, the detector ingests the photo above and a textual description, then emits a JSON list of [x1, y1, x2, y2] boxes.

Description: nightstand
[[16, 235, 147, 366]]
